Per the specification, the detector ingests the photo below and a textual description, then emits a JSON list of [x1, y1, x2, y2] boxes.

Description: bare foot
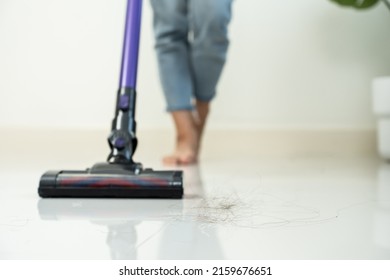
[[163, 111, 199, 165], [163, 134, 199, 165], [163, 102, 210, 166]]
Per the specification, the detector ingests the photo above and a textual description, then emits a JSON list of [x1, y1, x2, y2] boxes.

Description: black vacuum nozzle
[[38, 163, 183, 199]]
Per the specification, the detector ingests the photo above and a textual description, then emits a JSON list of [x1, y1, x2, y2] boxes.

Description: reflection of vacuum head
[[38, 198, 183, 260], [37, 196, 226, 260], [37, 198, 183, 221]]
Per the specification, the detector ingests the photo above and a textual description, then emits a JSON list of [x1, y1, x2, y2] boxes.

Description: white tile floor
[[0, 129, 389, 259]]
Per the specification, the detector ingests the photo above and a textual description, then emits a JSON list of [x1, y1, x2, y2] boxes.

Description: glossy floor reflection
[[0, 131, 389, 259]]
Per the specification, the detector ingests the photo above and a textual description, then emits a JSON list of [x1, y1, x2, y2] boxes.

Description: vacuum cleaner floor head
[[38, 163, 183, 199]]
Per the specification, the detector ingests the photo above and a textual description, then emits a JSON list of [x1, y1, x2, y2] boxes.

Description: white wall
[[1, 0, 390, 130]]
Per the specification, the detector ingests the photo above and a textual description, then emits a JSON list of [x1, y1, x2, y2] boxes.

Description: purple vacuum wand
[[107, 0, 143, 167], [119, 0, 142, 88]]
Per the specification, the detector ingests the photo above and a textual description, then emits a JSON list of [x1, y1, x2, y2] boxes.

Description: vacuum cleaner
[[38, 0, 183, 199]]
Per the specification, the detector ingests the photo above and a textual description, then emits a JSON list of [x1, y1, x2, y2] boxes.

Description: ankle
[[177, 127, 198, 145]]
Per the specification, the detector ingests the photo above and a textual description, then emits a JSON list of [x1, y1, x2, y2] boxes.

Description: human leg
[[188, 0, 233, 103], [150, 0, 199, 164], [150, 0, 193, 111], [150, 0, 232, 165], [188, 0, 233, 155]]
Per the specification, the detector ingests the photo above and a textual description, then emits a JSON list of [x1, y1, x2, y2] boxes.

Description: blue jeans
[[150, 0, 233, 111]]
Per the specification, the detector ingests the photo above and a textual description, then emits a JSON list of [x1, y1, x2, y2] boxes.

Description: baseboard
[[201, 129, 377, 158], [0, 127, 378, 159]]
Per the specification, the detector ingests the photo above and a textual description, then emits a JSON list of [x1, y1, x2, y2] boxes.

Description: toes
[[163, 155, 179, 166], [163, 154, 197, 166], [178, 154, 197, 165]]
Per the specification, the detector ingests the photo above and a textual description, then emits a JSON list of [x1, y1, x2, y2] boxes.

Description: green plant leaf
[[330, 0, 379, 9]]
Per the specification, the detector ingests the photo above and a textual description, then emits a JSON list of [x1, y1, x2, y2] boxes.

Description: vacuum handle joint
[[107, 87, 138, 164]]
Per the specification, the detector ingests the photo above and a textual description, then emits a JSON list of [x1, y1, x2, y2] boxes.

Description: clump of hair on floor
[[194, 195, 242, 224]]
